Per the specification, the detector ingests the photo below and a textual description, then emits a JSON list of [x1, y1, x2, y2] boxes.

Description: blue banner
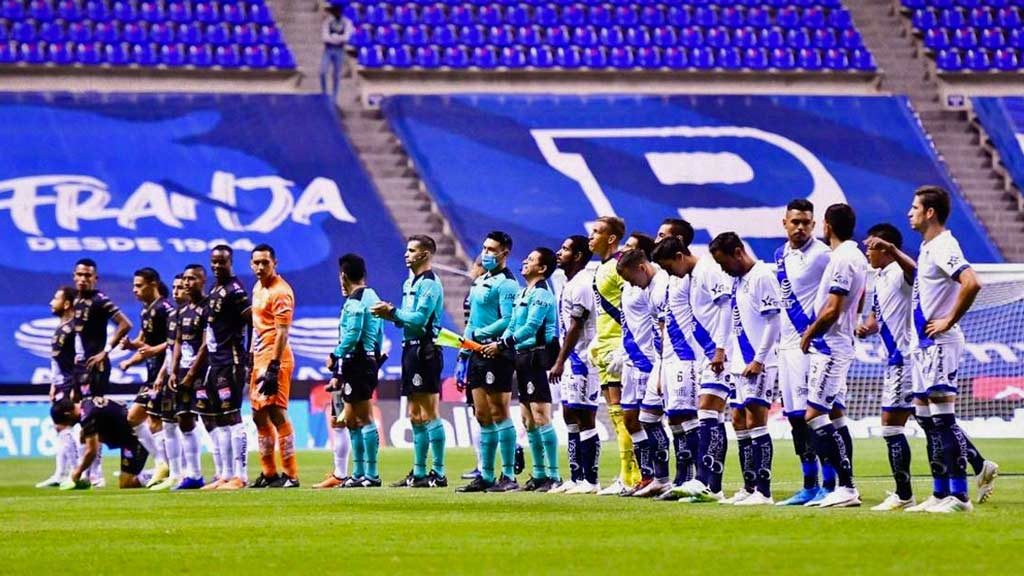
[[973, 97, 1024, 199], [0, 92, 451, 385], [383, 94, 1002, 264]]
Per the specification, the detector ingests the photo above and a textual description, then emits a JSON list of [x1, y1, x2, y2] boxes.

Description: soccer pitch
[[2, 440, 1022, 576]]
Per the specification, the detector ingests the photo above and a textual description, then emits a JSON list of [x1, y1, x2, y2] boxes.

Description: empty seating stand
[[903, 0, 1024, 72], [342, 0, 876, 73], [0, 0, 296, 69]]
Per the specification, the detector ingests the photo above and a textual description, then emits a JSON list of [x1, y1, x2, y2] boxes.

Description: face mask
[[481, 253, 499, 272]]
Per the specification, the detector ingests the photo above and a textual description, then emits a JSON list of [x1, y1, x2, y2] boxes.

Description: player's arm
[[391, 280, 442, 330], [90, 310, 133, 371], [333, 303, 365, 358], [926, 267, 981, 337], [746, 311, 780, 376], [474, 279, 518, 340], [709, 275, 733, 374], [864, 236, 917, 285], [801, 293, 844, 353], [70, 433, 100, 483], [856, 311, 878, 338], [551, 311, 586, 381], [181, 322, 207, 388], [502, 292, 549, 349]]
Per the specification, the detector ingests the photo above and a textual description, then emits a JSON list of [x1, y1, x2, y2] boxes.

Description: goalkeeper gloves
[[258, 360, 281, 396], [604, 349, 625, 380]]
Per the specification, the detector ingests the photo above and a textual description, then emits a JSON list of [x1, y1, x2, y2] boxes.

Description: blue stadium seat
[[216, 44, 241, 68], [251, 3, 273, 25], [998, 7, 1021, 28], [787, 27, 811, 48], [626, 26, 651, 47], [206, 22, 231, 45], [479, 4, 503, 26], [534, 4, 558, 26], [387, 45, 414, 67], [744, 46, 769, 69], [814, 29, 837, 49], [574, 25, 598, 46], [106, 42, 133, 66], [528, 44, 554, 67], [964, 47, 990, 70], [614, 5, 638, 27], [640, 6, 664, 27], [824, 47, 848, 69], [68, 22, 91, 43], [589, 4, 612, 27], [762, 26, 784, 48], [1012, 28, 1024, 49], [803, 7, 826, 29], [609, 45, 634, 67], [734, 26, 759, 48], [359, 45, 385, 67], [546, 24, 569, 46], [394, 3, 419, 25], [169, 2, 193, 24], [693, 6, 716, 27], [40, 21, 65, 43], [969, 7, 994, 28], [925, 28, 951, 50], [582, 45, 606, 67], [0, 41, 14, 63], [349, 24, 372, 47], [472, 45, 498, 67], [460, 24, 486, 46], [830, 8, 852, 28], [663, 45, 687, 68], [377, 24, 402, 46], [776, 7, 799, 28], [271, 45, 295, 68], [721, 47, 747, 69], [49, 41, 74, 64], [57, 0, 81, 22], [13, 21, 36, 43], [141, 1, 165, 24], [707, 26, 730, 47], [554, 44, 581, 67], [29, 0, 54, 22], [690, 45, 714, 68], [490, 24, 515, 46], [798, 47, 822, 69], [720, 6, 742, 28], [85, 0, 110, 22], [771, 46, 797, 69], [75, 41, 102, 65], [151, 22, 175, 45], [994, 47, 1019, 70], [2, 0, 24, 20], [517, 24, 541, 46], [442, 45, 469, 67], [237, 23, 260, 46], [501, 45, 527, 67], [112, 1, 137, 21], [681, 25, 703, 47], [507, 4, 530, 26], [178, 22, 202, 45], [912, 9, 938, 30], [850, 47, 874, 70], [840, 28, 863, 49], [652, 25, 677, 47], [747, 6, 769, 27], [123, 22, 147, 44], [954, 27, 978, 49], [421, 4, 445, 26], [366, 4, 392, 25], [187, 43, 213, 67], [416, 45, 442, 67], [133, 42, 160, 66], [667, 6, 690, 27], [941, 8, 964, 28], [982, 28, 1005, 49], [449, 4, 473, 26], [162, 43, 187, 66], [403, 24, 428, 46], [561, 3, 585, 26]]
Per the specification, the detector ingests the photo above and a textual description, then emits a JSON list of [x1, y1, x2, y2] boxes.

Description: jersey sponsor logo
[[412, 374, 423, 388]]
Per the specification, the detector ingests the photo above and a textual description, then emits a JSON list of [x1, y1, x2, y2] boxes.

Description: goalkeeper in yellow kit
[[587, 216, 641, 495]]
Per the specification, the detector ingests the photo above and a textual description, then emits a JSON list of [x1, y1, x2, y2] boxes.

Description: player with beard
[[119, 267, 174, 487], [182, 246, 252, 489]]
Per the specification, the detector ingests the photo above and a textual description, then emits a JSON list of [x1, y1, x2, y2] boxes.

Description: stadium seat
[[151, 23, 175, 45], [582, 45, 606, 67], [178, 22, 203, 45], [507, 4, 530, 26], [442, 45, 470, 67], [12, 21, 36, 43], [57, 0, 81, 22], [49, 41, 74, 65], [798, 47, 822, 70], [994, 47, 1019, 70], [359, 45, 385, 67], [75, 41, 102, 65], [982, 28, 1006, 49], [112, 1, 137, 21], [140, 1, 165, 24], [560, 4, 585, 27], [449, 5, 472, 26], [188, 43, 214, 67], [20, 40, 48, 64], [40, 22, 65, 43], [691, 45, 714, 68], [824, 47, 848, 69], [534, 4, 558, 27], [850, 47, 874, 70], [270, 45, 294, 68], [554, 44, 581, 67], [169, 2, 193, 24], [106, 42, 133, 66], [460, 24, 486, 46], [501, 45, 527, 67], [771, 46, 797, 69], [936, 48, 964, 70], [954, 27, 979, 49], [589, 5, 612, 27], [161, 43, 187, 66], [29, 0, 53, 22], [133, 42, 160, 66], [416, 44, 442, 67], [626, 27, 651, 47], [387, 45, 414, 67], [404, 24, 430, 46], [67, 22, 91, 43], [667, 6, 690, 27], [528, 44, 554, 67], [123, 22, 147, 44], [472, 45, 497, 67], [251, 4, 273, 25], [615, 6, 639, 27], [490, 24, 515, 46], [547, 25, 569, 46], [663, 45, 687, 68], [734, 27, 759, 48], [421, 4, 445, 26], [216, 45, 241, 68], [707, 26, 730, 48], [925, 28, 951, 50], [479, 4, 503, 26], [964, 47, 991, 70], [0, 41, 14, 63], [574, 26, 598, 47], [1, 0, 24, 20]]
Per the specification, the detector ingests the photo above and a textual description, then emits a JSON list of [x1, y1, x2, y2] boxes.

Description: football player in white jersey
[[901, 187, 996, 513], [857, 223, 917, 510], [651, 234, 732, 502], [709, 232, 782, 506], [773, 199, 835, 506], [799, 204, 869, 508], [548, 235, 601, 494], [618, 244, 674, 497]]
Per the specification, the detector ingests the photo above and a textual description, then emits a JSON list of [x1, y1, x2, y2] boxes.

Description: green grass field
[[2, 439, 1023, 575]]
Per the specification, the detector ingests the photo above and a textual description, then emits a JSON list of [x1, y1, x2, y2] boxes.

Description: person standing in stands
[[320, 4, 351, 104]]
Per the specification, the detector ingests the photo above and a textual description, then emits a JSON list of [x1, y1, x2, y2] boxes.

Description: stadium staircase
[[269, 0, 474, 322], [848, 0, 1024, 261]]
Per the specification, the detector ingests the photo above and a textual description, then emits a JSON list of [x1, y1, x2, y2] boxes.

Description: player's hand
[[168, 372, 178, 392], [326, 353, 339, 372], [455, 357, 468, 392], [710, 348, 726, 375], [864, 236, 895, 255], [117, 360, 130, 372], [480, 342, 500, 358], [605, 349, 624, 379], [86, 351, 107, 371], [369, 302, 394, 319], [855, 316, 878, 338], [925, 317, 954, 338], [742, 360, 764, 378], [800, 331, 814, 354], [137, 345, 153, 359], [548, 359, 564, 384], [258, 360, 281, 396], [324, 377, 340, 392]]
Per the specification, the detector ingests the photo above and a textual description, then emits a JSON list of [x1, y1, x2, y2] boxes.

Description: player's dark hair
[[652, 236, 690, 262], [786, 198, 814, 213], [210, 244, 233, 256], [485, 230, 513, 251], [629, 232, 656, 258], [566, 234, 593, 263], [914, 185, 951, 224], [408, 235, 437, 254], [134, 267, 161, 284], [616, 246, 650, 274], [825, 203, 856, 241], [533, 247, 557, 279], [708, 232, 744, 256], [252, 243, 276, 259], [184, 263, 206, 275], [57, 286, 76, 303], [173, 274, 184, 281], [339, 253, 367, 283], [596, 216, 626, 242], [157, 282, 169, 298], [866, 223, 903, 250], [50, 398, 77, 426], [661, 218, 695, 247], [74, 258, 97, 269]]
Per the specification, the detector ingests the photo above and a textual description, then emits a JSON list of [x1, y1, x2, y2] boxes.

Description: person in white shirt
[[320, 5, 351, 103], [773, 199, 834, 506], [799, 204, 868, 509], [548, 235, 601, 495], [899, 187, 996, 513], [709, 232, 782, 506], [856, 222, 920, 510]]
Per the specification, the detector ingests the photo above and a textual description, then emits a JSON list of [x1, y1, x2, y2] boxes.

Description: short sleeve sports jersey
[[665, 258, 731, 364], [502, 282, 558, 351], [813, 240, 869, 359], [593, 256, 624, 349], [775, 238, 831, 350], [465, 267, 519, 343], [206, 277, 250, 366], [176, 298, 208, 371], [622, 269, 668, 373], [140, 297, 173, 370], [913, 229, 971, 349], [393, 271, 445, 342], [80, 397, 133, 449], [729, 261, 782, 370], [872, 261, 912, 366], [559, 269, 597, 371], [51, 318, 76, 388], [334, 287, 383, 357], [252, 275, 295, 360], [73, 290, 122, 359]]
